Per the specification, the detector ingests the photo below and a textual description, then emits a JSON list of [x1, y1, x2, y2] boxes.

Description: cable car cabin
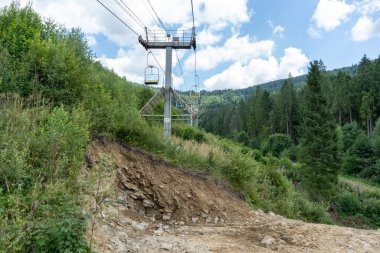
[[190, 90, 200, 97], [144, 65, 159, 85], [175, 102, 184, 108]]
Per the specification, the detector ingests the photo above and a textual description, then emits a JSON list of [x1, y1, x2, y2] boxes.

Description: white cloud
[[273, 25, 285, 38], [307, 26, 322, 39], [185, 35, 275, 71], [203, 47, 309, 91], [358, 0, 380, 15], [196, 29, 222, 46], [352, 16, 380, 41], [308, 0, 355, 38], [86, 35, 97, 46], [312, 0, 355, 31]]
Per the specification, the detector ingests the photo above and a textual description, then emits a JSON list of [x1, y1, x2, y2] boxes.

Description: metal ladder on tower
[[140, 87, 165, 116]]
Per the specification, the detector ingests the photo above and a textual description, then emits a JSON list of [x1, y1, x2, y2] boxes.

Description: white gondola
[[144, 52, 159, 85]]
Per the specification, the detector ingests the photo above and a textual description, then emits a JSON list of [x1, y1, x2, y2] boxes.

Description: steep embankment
[[84, 141, 380, 253]]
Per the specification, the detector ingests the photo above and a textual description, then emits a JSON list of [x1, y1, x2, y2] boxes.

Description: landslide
[[84, 140, 380, 253]]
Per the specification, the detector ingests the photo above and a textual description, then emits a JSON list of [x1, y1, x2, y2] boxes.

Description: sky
[[1, 0, 380, 91]]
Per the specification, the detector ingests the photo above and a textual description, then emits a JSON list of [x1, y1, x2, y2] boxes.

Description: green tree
[[279, 75, 300, 140], [299, 61, 340, 201]]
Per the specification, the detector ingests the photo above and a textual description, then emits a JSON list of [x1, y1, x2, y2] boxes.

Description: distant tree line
[[200, 56, 380, 197]]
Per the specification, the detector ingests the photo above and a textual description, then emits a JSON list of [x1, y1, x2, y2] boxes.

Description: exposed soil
[[85, 140, 380, 253]]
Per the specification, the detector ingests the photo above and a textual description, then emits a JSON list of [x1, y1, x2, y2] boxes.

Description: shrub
[[172, 124, 206, 143], [262, 134, 294, 157]]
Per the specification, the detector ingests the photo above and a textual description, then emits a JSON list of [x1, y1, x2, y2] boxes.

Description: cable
[[175, 49, 188, 90], [142, 0, 161, 29], [149, 50, 165, 74], [146, 0, 168, 33], [190, 0, 195, 28], [117, 0, 146, 29], [113, 0, 144, 31], [96, 0, 139, 36]]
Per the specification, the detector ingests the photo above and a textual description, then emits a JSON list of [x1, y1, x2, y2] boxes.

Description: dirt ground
[[85, 140, 380, 253]]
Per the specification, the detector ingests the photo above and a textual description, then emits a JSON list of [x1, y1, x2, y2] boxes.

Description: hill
[[194, 64, 357, 106]]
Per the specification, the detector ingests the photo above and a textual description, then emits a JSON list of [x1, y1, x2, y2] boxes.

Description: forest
[[201, 57, 380, 186], [0, 2, 379, 252]]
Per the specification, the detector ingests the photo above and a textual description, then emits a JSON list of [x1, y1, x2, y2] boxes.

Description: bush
[[262, 134, 294, 157], [172, 124, 206, 143]]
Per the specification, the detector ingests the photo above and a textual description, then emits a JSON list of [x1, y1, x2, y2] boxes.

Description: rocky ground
[[85, 141, 380, 253]]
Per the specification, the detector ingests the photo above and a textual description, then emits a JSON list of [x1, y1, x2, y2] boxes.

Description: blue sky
[[1, 0, 380, 90]]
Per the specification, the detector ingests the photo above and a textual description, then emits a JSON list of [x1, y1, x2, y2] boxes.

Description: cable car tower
[[139, 28, 196, 137]]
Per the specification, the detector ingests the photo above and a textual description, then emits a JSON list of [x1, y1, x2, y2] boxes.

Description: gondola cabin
[[175, 102, 184, 108], [144, 65, 159, 85]]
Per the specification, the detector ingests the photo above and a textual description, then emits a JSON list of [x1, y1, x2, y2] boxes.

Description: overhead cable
[[117, 0, 146, 29], [146, 0, 168, 33], [190, 0, 195, 28], [175, 49, 188, 90], [96, 0, 139, 36]]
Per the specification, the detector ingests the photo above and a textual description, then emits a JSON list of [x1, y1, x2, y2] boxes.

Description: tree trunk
[[338, 109, 342, 126], [349, 105, 353, 123]]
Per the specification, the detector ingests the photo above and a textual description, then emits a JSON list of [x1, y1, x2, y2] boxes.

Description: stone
[[117, 197, 127, 205], [214, 217, 219, 224], [131, 221, 148, 231], [154, 227, 163, 236], [192, 217, 199, 223], [220, 218, 225, 224], [257, 209, 265, 214], [159, 184, 165, 189], [179, 221, 185, 225], [201, 212, 208, 218], [269, 211, 276, 216], [162, 215, 171, 221], [143, 199, 155, 208], [160, 243, 173, 251], [261, 235, 275, 246]]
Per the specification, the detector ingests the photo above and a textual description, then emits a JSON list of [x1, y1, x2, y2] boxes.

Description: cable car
[[144, 52, 159, 85], [190, 74, 200, 97], [144, 65, 159, 85], [175, 101, 184, 108]]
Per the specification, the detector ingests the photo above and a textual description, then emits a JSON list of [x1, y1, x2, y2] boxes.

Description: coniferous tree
[[279, 75, 299, 140], [299, 61, 340, 201]]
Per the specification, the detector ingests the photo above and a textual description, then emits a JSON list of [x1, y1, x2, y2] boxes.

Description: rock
[[117, 197, 127, 205], [131, 221, 148, 230], [160, 243, 173, 251], [214, 217, 219, 224], [162, 214, 171, 221], [269, 211, 276, 216], [220, 218, 225, 224], [257, 209, 265, 215], [163, 225, 170, 230], [261, 235, 275, 246], [159, 184, 165, 189], [179, 221, 185, 226], [201, 212, 208, 218], [192, 217, 199, 223], [143, 199, 154, 208], [154, 227, 164, 236]]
